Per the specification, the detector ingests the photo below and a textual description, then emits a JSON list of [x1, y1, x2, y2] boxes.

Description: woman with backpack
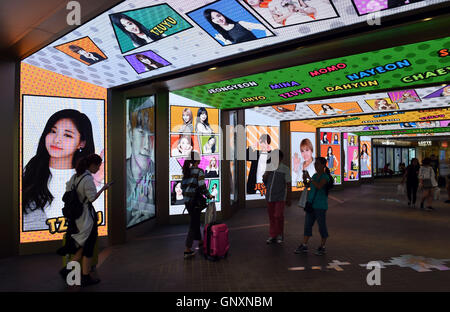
[[295, 157, 332, 256], [181, 151, 214, 259], [58, 154, 112, 286]]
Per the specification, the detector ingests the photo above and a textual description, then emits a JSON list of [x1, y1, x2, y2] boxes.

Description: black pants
[[185, 203, 202, 249], [406, 182, 418, 204]]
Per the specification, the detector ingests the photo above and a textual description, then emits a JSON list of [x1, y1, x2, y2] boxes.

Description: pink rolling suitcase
[[203, 223, 229, 261]]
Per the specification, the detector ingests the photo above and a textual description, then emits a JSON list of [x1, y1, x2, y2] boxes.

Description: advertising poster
[[21, 95, 106, 241], [124, 50, 171, 74], [126, 96, 155, 228], [365, 97, 399, 111], [272, 104, 296, 113], [110, 4, 193, 53], [187, 0, 275, 46], [388, 89, 421, 103], [54, 36, 107, 66], [351, 0, 426, 16], [170, 106, 220, 134], [307, 102, 363, 116], [319, 131, 341, 184], [169, 101, 221, 215], [244, 0, 339, 28], [246, 125, 280, 199], [360, 136, 372, 178], [343, 133, 359, 181], [291, 132, 316, 191], [424, 84, 450, 99]]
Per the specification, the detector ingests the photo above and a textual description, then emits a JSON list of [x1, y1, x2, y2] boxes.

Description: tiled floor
[[1, 178, 450, 292]]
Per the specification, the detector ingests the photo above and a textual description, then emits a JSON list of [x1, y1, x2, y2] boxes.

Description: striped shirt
[[181, 168, 210, 205]]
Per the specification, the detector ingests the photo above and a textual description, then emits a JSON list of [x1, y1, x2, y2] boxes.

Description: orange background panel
[[289, 121, 316, 132], [20, 63, 108, 243], [170, 106, 219, 133], [54, 37, 107, 66], [170, 134, 201, 157]]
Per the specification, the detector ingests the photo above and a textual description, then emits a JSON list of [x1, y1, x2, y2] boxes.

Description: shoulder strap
[[74, 173, 89, 190], [73, 173, 89, 203]]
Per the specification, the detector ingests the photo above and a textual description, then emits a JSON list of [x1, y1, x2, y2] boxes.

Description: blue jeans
[[304, 209, 329, 239]]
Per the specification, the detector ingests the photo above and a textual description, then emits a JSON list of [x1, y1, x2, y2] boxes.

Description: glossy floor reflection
[[1, 178, 449, 292]]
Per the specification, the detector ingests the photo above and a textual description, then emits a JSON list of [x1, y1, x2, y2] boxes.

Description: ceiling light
[[422, 18, 432, 21], [208, 67, 218, 71]]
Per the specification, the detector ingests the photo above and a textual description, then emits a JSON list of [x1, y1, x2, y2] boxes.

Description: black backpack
[[62, 174, 88, 220]]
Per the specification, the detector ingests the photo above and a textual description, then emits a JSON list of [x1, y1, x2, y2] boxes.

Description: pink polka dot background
[[354, 0, 388, 14]]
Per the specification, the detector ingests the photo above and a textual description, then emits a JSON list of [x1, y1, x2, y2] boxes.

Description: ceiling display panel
[[22, 0, 448, 88], [248, 84, 450, 122], [174, 37, 450, 108]]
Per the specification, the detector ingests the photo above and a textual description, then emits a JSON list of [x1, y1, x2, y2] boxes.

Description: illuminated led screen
[[174, 37, 450, 109], [343, 133, 359, 181], [291, 132, 316, 192], [169, 93, 221, 215], [22, 0, 447, 88], [126, 96, 156, 228], [319, 131, 342, 184], [21, 95, 106, 242], [360, 136, 372, 178]]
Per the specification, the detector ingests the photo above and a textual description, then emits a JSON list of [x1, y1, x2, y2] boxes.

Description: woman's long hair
[[171, 181, 181, 205], [23, 109, 95, 213], [317, 156, 332, 195], [136, 54, 163, 71], [361, 143, 368, 156], [182, 151, 201, 179], [207, 136, 216, 153], [203, 9, 236, 43], [111, 13, 160, 46], [75, 154, 102, 176], [195, 107, 211, 132]]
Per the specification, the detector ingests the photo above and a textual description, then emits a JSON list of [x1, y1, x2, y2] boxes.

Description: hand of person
[[208, 194, 214, 200]]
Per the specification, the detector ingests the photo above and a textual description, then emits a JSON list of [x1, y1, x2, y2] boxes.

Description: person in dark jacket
[[402, 158, 420, 208]]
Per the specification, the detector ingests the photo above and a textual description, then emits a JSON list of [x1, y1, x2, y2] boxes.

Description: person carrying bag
[[181, 151, 213, 259], [295, 157, 331, 256]]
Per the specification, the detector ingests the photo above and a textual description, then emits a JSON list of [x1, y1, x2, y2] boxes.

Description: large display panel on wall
[[173, 37, 450, 109], [319, 131, 341, 185], [343, 133, 359, 181], [20, 95, 106, 243], [23, 0, 447, 89], [291, 132, 316, 192], [126, 96, 156, 228], [169, 93, 221, 215], [360, 136, 372, 178], [245, 110, 280, 200]]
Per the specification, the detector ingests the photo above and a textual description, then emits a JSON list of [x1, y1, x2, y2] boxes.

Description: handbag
[[304, 189, 317, 213], [205, 201, 217, 225], [298, 189, 308, 208]]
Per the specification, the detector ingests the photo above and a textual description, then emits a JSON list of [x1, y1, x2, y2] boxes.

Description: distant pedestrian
[[181, 151, 214, 258], [263, 150, 291, 244], [402, 158, 420, 208], [295, 157, 332, 256], [419, 157, 438, 211]]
